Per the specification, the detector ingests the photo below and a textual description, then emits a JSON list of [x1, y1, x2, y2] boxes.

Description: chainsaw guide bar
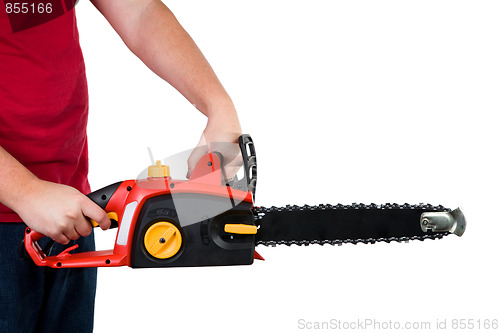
[[253, 204, 463, 247]]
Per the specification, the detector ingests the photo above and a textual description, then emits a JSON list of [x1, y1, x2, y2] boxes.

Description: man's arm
[[90, 0, 242, 144], [0, 146, 111, 244]]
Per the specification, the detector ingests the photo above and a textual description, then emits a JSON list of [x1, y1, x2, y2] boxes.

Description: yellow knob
[[224, 224, 258, 234], [148, 160, 170, 178], [144, 222, 182, 259]]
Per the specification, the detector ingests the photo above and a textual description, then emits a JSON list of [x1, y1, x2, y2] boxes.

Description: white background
[[77, 1, 499, 332]]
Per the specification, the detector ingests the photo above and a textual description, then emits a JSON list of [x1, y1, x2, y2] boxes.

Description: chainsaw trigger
[[91, 212, 119, 228]]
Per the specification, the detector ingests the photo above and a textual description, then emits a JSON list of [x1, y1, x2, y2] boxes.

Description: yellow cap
[[148, 160, 170, 178], [144, 221, 182, 259]]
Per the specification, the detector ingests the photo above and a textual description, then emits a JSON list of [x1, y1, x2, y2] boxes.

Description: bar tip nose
[[420, 207, 466, 237]]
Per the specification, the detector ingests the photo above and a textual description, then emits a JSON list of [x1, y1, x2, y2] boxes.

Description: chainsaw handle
[[23, 228, 51, 265], [86, 181, 123, 210], [25, 228, 45, 242], [86, 181, 123, 229], [23, 182, 123, 256], [22, 180, 133, 267]]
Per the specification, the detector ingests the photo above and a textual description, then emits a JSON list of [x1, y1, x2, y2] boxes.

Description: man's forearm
[[0, 146, 38, 212], [91, 0, 239, 124]]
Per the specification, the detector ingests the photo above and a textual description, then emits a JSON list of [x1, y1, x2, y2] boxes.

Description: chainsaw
[[22, 134, 466, 268]]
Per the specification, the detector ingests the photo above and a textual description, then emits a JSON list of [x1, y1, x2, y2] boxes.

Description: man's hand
[[0, 146, 111, 244], [16, 180, 111, 244], [187, 105, 242, 179]]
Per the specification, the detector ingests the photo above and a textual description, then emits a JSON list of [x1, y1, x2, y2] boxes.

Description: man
[[0, 0, 241, 331]]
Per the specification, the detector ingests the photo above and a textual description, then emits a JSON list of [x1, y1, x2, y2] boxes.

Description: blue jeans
[[0, 223, 97, 333]]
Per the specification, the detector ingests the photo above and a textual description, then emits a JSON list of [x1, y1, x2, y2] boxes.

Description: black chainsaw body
[[130, 194, 255, 268]]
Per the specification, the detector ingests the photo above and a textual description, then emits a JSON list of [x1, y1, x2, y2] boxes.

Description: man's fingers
[[81, 198, 111, 230], [64, 228, 81, 241], [186, 134, 208, 178], [75, 219, 93, 237], [51, 233, 70, 245]]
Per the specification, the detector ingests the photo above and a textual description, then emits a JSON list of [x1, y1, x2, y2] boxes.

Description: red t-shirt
[[0, 5, 90, 222]]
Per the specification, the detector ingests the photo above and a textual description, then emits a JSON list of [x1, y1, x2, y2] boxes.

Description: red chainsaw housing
[[24, 152, 255, 268]]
